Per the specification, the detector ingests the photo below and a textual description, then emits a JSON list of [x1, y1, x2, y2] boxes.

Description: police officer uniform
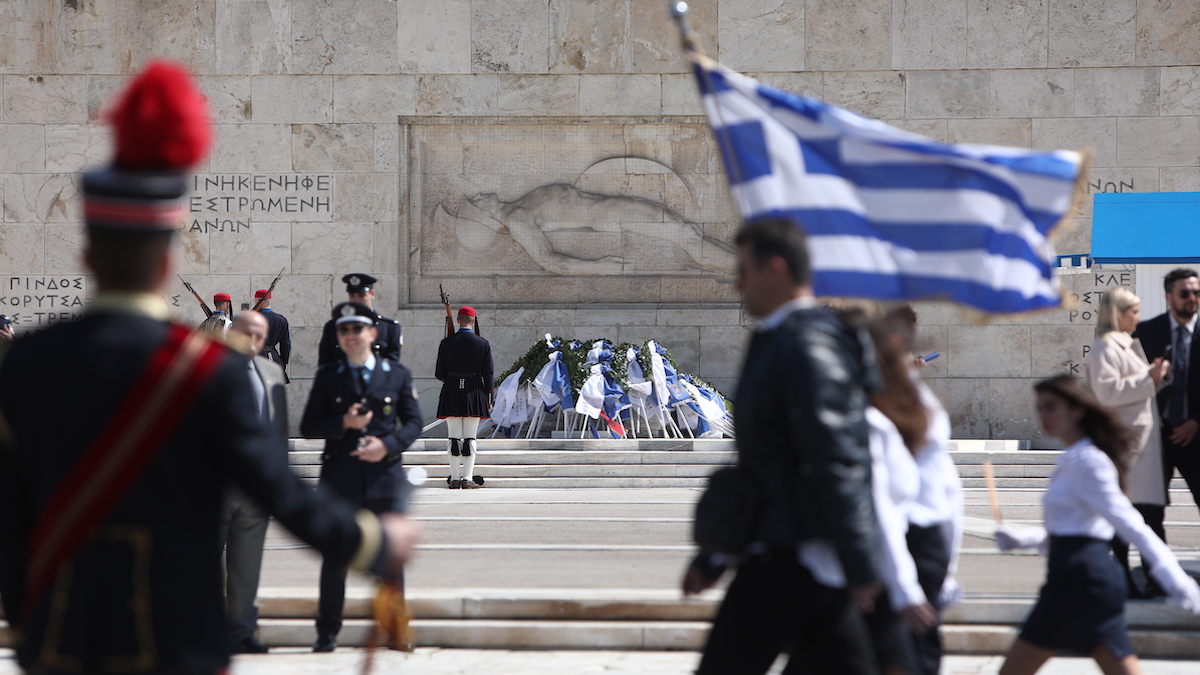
[[198, 292, 232, 338], [316, 273, 402, 366], [0, 61, 394, 675], [435, 306, 494, 489], [300, 302, 422, 650], [255, 289, 291, 376]]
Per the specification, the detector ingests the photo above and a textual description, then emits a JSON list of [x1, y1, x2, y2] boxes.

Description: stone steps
[[286, 440, 1196, 492], [14, 590, 1197, 656]]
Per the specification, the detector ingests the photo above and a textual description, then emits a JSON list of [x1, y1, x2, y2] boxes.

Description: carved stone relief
[[405, 118, 739, 304]]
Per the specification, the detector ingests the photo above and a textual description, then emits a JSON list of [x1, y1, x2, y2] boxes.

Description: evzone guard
[[435, 306, 494, 488]]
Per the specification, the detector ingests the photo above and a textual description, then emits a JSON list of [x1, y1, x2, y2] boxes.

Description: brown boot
[[461, 480, 480, 489]]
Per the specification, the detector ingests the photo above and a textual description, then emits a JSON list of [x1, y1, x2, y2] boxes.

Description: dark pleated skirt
[[437, 375, 490, 418], [1020, 535, 1133, 658]]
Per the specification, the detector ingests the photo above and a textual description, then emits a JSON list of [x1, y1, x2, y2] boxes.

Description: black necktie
[[356, 366, 369, 396], [1171, 326, 1189, 426]]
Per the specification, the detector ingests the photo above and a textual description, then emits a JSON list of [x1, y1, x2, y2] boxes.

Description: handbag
[[693, 465, 763, 555]]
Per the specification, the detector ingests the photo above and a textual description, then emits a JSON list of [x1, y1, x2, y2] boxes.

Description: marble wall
[[0, 0, 1197, 445]]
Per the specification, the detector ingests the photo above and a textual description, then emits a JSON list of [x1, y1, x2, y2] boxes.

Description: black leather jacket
[[733, 306, 882, 586]]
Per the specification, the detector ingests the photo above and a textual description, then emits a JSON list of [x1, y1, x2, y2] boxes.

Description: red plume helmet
[[105, 60, 211, 171], [82, 60, 211, 230]]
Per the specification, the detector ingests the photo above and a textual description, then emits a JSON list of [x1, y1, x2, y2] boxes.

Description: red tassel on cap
[[106, 60, 211, 172]]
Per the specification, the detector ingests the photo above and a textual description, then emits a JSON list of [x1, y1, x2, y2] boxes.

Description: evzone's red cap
[[213, 292, 231, 303], [458, 306, 476, 318], [254, 289, 271, 299]]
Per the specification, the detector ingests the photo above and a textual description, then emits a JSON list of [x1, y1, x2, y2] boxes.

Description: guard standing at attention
[[317, 273, 402, 366], [198, 292, 233, 338], [435, 306, 494, 489], [255, 289, 291, 378], [301, 301, 423, 652], [0, 60, 420, 675]]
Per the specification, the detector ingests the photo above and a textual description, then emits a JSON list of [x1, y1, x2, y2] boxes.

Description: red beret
[[254, 289, 271, 299], [457, 306, 476, 318], [213, 292, 231, 303]]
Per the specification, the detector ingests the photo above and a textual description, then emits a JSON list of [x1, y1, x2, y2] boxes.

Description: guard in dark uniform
[[255, 288, 291, 378], [301, 301, 423, 652], [317, 273, 402, 366], [435, 306, 494, 489], [0, 60, 419, 675]]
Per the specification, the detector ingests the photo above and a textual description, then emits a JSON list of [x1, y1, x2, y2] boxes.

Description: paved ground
[[260, 485, 1200, 595], [3, 649, 1199, 674]]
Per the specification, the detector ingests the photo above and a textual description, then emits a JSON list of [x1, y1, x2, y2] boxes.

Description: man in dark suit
[[1133, 268, 1200, 531], [317, 273, 403, 366], [301, 301, 423, 652], [254, 289, 291, 383], [435, 305, 494, 489], [681, 216, 882, 674], [0, 60, 420, 675], [221, 311, 288, 654]]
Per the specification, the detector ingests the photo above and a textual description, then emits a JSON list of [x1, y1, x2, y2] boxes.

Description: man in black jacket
[[301, 301, 423, 652], [317, 273, 403, 366], [683, 216, 883, 674], [1134, 268, 1200, 528]]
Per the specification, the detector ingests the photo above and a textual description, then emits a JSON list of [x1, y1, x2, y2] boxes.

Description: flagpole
[[668, 2, 751, 216]]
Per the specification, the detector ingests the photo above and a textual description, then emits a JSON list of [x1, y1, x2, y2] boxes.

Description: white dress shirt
[[1003, 438, 1200, 610], [866, 407, 925, 611]]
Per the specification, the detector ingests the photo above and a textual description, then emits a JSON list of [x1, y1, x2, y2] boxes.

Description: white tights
[[446, 417, 479, 481]]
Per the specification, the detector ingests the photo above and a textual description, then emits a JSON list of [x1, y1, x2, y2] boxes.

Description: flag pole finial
[[669, 2, 702, 55]]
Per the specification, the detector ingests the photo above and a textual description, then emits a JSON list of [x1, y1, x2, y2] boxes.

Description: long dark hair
[[1034, 375, 1137, 489], [834, 304, 929, 453]]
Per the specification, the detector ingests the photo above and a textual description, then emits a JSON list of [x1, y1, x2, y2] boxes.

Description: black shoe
[[234, 635, 269, 654], [313, 635, 337, 652]]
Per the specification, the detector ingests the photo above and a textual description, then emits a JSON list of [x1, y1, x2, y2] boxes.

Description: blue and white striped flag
[[695, 58, 1084, 313]]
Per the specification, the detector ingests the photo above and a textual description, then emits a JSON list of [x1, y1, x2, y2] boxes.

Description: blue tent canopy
[[1091, 192, 1200, 264]]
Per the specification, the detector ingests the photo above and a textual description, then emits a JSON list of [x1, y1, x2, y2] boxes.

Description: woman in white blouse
[[995, 376, 1200, 675], [1085, 287, 1172, 598]]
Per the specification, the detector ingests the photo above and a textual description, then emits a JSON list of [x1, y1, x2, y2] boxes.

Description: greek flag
[[695, 58, 1084, 313]]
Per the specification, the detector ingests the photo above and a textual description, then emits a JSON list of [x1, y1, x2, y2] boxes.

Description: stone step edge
[[256, 620, 1200, 658], [250, 589, 1200, 628], [4, 621, 1197, 658]]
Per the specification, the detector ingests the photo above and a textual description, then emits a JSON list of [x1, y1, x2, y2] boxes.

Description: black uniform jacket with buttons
[[435, 328, 494, 418], [316, 314, 402, 367], [300, 357, 422, 503], [0, 309, 377, 675], [260, 307, 291, 367]]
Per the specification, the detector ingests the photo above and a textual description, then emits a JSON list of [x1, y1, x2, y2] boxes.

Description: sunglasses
[[337, 324, 368, 335], [1178, 290, 1199, 299]]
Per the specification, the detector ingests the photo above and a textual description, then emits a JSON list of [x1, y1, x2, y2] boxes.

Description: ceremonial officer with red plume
[[0, 61, 420, 675], [301, 301, 422, 652], [435, 306, 494, 488]]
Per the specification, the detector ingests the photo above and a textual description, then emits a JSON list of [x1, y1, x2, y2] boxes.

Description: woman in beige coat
[[1085, 287, 1172, 598]]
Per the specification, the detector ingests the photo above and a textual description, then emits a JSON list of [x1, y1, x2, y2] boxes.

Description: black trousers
[[1165, 431, 1200, 511], [907, 525, 949, 675], [1111, 504, 1166, 578], [696, 551, 877, 675], [316, 498, 402, 637]]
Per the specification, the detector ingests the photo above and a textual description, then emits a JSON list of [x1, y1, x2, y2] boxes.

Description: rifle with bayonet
[[439, 284, 454, 338], [178, 275, 213, 317], [252, 267, 286, 311]]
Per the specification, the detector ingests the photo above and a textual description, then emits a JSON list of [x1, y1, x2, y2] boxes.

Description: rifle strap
[[21, 325, 227, 620]]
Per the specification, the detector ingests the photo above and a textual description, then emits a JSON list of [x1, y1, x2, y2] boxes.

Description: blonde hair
[[1096, 287, 1140, 337]]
